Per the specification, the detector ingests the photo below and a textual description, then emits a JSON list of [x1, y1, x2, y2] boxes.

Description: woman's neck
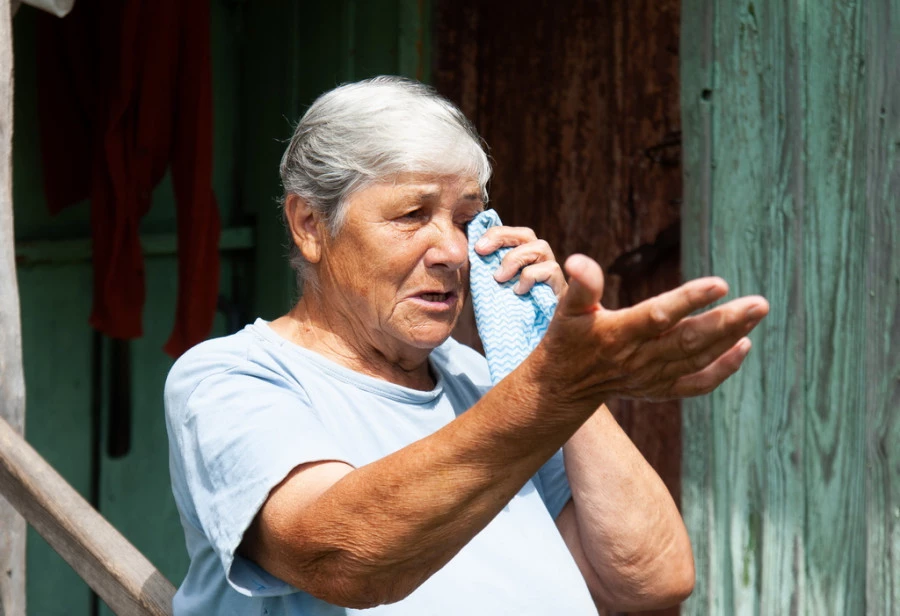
[[269, 294, 436, 391]]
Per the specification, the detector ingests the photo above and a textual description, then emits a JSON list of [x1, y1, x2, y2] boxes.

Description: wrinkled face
[[317, 173, 484, 356]]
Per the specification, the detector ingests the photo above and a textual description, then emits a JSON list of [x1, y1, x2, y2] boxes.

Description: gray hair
[[279, 76, 492, 291]]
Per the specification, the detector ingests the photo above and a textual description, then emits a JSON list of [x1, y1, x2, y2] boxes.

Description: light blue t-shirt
[[164, 319, 596, 615]]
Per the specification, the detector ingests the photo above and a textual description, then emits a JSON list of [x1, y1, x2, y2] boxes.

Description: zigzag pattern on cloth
[[467, 209, 558, 385]]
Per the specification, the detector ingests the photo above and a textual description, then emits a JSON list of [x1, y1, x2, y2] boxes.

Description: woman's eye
[[400, 209, 427, 220]]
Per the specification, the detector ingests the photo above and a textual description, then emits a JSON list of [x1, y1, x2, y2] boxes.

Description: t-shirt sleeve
[[532, 449, 572, 519], [167, 364, 352, 597]]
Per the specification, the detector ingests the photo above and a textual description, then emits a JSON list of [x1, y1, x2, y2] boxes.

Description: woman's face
[[316, 173, 484, 358]]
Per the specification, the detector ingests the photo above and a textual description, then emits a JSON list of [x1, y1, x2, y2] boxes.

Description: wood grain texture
[[708, 2, 810, 613], [679, 0, 715, 612], [864, 2, 900, 613], [802, 3, 868, 612], [681, 0, 898, 613], [0, 415, 175, 616], [0, 0, 26, 612], [434, 0, 682, 277]]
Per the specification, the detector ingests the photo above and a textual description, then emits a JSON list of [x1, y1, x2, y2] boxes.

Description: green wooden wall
[[680, 0, 899, 614], [12, 1, 429, 614]]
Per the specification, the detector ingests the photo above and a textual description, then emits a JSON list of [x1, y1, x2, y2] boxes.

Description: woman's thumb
[[558, 254, 604, 316]]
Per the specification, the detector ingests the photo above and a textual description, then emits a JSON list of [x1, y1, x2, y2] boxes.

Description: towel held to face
[[467, 210, 558, 384]]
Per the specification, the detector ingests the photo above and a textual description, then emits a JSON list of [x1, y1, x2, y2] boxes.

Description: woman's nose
[[423, 221, 468, 271]]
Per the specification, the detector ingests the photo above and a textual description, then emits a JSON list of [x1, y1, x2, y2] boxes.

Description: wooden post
[[681, 0, 899, 613], [0, 0, 26, 612]]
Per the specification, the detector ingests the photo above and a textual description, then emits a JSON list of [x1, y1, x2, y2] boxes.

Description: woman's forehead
[[394, 171, 479, 188], [375, 173, 484, 203]]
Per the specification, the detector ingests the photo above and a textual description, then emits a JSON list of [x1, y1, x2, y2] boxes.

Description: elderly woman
[[165, 76, 768, 615]]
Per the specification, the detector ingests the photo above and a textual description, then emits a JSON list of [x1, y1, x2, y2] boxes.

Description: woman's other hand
[[473, 225, 567, 297], [540, 253, 769, 404]]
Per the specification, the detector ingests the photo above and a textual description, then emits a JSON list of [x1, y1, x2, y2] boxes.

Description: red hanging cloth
[[36, 0, 221, 357]]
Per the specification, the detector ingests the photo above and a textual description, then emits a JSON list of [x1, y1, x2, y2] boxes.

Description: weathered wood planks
[[0, 0, 26, 612], [864, 2, 900, 613], [681, 0, 899, 613], [802, 4, 869, 612]]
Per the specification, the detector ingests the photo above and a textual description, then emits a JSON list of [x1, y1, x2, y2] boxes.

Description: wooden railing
[[0, 416, 176, 615]]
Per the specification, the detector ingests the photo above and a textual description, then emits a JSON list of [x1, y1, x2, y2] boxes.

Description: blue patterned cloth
[[467, 210, 558, 384]]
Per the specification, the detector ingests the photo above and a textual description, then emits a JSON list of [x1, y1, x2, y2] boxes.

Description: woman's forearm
[[245, 345, 598, 608], [562, 405, 695, 610]]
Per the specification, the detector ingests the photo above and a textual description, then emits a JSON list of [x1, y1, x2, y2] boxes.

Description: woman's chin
[[399, 324, 456, 351], [409, 334, 453, 351]]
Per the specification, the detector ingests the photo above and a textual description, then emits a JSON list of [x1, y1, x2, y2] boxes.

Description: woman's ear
[[284, 194, 324, 264]]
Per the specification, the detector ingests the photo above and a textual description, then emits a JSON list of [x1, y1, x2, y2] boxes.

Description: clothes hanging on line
[[37, 0, 220, 357]]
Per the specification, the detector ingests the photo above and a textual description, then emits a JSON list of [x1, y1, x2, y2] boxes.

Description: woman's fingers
[[620, 277, 730, 340], [473, 226, 538, 255], [670, 337, 752, 397], [512, 261, 567, 296], [657, 327, 753, 383], [493, 239, 556, 283], [651, 296, 769, 362], [474, 225, 566, 296], [618, 293, 767, 398]]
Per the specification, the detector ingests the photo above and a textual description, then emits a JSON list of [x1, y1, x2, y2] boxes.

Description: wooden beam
[[0, 0, 26, 611], [0, 415, 175, 616]]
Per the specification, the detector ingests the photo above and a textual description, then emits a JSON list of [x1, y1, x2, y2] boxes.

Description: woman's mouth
[[420, 292, 451, 302], [411, 291, 458, 309]]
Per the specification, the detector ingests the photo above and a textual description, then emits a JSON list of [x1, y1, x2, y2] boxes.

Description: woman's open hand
[[540, 254, 769, 403], [473, 225, 568, 297]]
